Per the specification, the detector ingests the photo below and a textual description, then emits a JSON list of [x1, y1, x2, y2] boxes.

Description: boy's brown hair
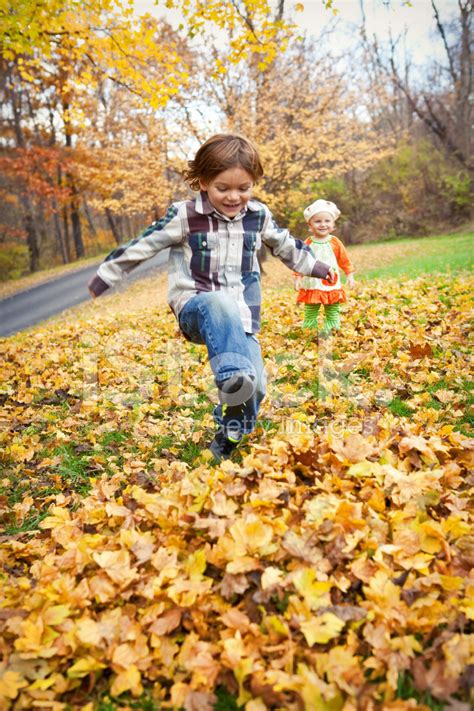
[[184, 134, 264, 191]]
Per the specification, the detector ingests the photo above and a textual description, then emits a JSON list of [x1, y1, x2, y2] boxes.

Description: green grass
[[214, 687, 243, 710], [95, 687, 242, 711], [361, 231, 473, 280], [2, 509, 50, 536], [52, 443, 94, 495], [396, 671, 445, 710], [388, 397, 414, 418], [96, 694, 158, 711]]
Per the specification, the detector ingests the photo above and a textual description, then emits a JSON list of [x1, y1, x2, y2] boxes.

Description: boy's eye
[[215, 185, 252, 191]]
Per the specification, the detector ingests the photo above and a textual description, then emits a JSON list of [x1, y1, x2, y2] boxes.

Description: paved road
[[0, 251, 169, 337]]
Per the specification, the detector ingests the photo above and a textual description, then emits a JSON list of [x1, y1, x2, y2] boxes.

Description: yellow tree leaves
[[1, 0, 298, 105], [166, 0, 297, 72], [1, 1, 189, 111]]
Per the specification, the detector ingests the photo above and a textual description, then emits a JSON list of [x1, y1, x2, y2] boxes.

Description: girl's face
[[199, 167, 254, 218], [308, 212, 335, 239]]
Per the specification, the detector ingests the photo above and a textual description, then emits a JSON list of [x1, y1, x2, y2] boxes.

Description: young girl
[[88, 135, 335, 461], [294, 199, 355, 335]]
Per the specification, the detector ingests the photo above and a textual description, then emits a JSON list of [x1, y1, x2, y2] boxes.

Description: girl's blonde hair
[[183, 134, 264, 190]]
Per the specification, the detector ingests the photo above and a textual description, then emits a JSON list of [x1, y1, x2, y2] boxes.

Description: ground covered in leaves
[[0, 266, 473, 710]]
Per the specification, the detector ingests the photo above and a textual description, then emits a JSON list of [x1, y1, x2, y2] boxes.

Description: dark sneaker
[[209, 429, 241, 463]]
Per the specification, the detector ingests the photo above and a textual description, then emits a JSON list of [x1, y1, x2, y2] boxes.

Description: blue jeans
[[178, 292, 266, 437]]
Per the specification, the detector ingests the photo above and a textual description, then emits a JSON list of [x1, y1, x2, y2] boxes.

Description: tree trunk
[[5, 62, 41, 272], [58, 166, 72, 261], [63, 97, 85, 258], [62, 206, 72, 262], [52, 200, 68, 263], [83, 198, 98, 242], [105, 207, 122, 244], [20, 194, 40, 272], [69, 181, 84, 258]]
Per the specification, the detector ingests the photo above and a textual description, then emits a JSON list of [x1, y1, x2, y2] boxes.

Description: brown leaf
[[220, 573, 249, 599], [184, 690, 217, 711], [149, 608, 182, 636], [220, 608, 251, 632], [409, 341, 433, 359], [412, 659, 460, 699]]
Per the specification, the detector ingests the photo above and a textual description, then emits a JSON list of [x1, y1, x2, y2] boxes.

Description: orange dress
[[296, 235, 354, 305]]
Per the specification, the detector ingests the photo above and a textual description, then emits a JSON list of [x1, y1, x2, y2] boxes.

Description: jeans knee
[[199, 291, 240, 324]]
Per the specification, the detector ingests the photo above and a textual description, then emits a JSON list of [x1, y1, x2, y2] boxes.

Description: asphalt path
[[0, 250, 169, 337]]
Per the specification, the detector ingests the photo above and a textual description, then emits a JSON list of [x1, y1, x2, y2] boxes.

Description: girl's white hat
[[304, 199, 341, 222]]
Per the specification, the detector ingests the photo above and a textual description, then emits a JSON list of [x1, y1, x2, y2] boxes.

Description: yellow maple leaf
[[75, 618, 102, 647], [110, 664, 143, 697], [261, 566, 284, 590], [300, 613, 345, 646], [39, 506, 71, 529], [293, 569, 332, 609], [230, 515, 274, 554], [67, 656, 106, 678], [0, 670, 28, 700], [185, 548, 207, 580], [92, 549, 138, 586], [43, 604, 71, 626]]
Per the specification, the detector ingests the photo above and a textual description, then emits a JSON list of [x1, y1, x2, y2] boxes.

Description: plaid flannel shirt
[[88, 192, 333, 334]]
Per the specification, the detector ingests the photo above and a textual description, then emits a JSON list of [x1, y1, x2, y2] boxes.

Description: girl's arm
[[88, 204, 185, 297], [332, 237, 355, 286]]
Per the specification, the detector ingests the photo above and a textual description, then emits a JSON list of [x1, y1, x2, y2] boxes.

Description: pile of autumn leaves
[[0, 272, 473, 710]]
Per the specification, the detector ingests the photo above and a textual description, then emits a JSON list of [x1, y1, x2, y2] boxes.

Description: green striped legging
[[303, 303, 341, 331]]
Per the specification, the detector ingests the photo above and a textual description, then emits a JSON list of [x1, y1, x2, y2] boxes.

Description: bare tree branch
[[431, 0, 458, 83]]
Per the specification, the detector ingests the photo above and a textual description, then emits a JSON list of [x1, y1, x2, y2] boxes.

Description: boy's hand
[[294, 276, 303, 291], [88, 287, 97, 299], [346, 273, 355, 288], [326, 268, 337, 285]]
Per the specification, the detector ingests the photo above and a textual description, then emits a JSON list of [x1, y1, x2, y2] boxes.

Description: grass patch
[[426, 399, 443, 411], [52, 443, 94, 495], [2, 509, 50, 536], [354, 367, 371, 378], [97, 694, 158, 711], [98, 430, 130, 448], [153, 435, 175, 456], [214, 687, 243, 711], [396, 671, 444, 710], [360, 231, 473, 280], [388, 397, 414, 417]]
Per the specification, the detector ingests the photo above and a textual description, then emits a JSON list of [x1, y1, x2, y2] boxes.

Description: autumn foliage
[[0, 265, 472, 709]]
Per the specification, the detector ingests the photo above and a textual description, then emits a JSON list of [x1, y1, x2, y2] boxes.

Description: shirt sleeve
[[332, 237, 354, 275], [261, 209, 332, 279], [88, 203, 184, 296]]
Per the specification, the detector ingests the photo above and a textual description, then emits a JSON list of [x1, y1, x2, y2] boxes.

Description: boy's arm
[[88, 204, 184, 297], [260, 209, 334, 280]]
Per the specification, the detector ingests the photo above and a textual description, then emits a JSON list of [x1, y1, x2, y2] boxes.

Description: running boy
[[88, 134, 335, 461]]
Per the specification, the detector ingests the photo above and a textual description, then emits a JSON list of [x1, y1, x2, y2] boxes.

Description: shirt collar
[[195, 191, 260, 219], [196, 191, 214, 215], [309, 234, 333, 244]]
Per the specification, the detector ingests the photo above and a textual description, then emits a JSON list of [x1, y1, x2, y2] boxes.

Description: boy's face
[[308, 212, 335, 238], [200, 167, 254, 218]]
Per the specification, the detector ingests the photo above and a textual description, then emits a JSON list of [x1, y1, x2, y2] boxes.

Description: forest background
[[0, 0, 472, 279]]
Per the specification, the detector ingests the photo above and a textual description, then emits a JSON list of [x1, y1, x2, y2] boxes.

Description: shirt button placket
[[227, 225, 238, 281]]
